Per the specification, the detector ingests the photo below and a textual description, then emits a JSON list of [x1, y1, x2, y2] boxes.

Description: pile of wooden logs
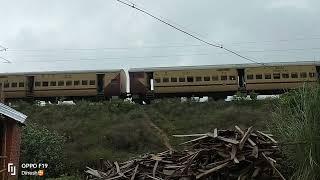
[[85, 126, 285, 180]]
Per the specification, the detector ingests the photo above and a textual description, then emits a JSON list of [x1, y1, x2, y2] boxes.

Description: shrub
[[269, 84, 320, 180], [249, 91, 258, 101], [21, 123, 66, 178]]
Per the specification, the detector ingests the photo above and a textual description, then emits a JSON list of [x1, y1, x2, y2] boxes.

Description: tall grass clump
[[269, 84, 320, 180]]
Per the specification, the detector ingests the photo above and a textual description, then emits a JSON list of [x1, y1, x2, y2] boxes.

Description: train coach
[[0, 69, 127, 101], [129, 61, 320, 102]]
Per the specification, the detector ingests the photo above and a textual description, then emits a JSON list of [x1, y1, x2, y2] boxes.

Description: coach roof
[[129, 61, 320, 72], [0, 69, 124, 76]]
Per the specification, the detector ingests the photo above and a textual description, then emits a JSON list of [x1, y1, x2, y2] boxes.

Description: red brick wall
[[4, 120, 21, 180]]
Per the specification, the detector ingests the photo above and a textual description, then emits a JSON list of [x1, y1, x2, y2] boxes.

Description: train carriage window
[[196, 76, 202, 82], [50, 81, 57, 86], [265, 74, 271, 79], [247, 74, 254, 80], [282, 73, 289, 79], [19, 82, 24, 87], [179, 77, 185, 82], [291, 73, 298, 78], [212, 76, 218, 81], [74, 80, 80, 86], [82, 80, 88, 85], [273, 73, 281, 79], [300, 72, 307, 78], [66, 81, 72, 86], [170, 77, 177, 82], [221, 76, 227, 81], [163, 78, 169, 83], [309, 72, 315, 78], [229, 76, 236, 80], [204, 76, 210, 81], [155, 78, 161, 83], [11, 82, 17, 87], [42, 82, 49, 87], [256, 74, 263, 79], [35, 82, 41, 87], [58, 81, 65, 86], [89, 80, 95, 85], [4, 82, 9, 88], [187, 77, 194, 82]]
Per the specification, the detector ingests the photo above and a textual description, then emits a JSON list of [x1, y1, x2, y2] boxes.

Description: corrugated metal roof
[[129, 61, 320, 72], [0, 103, 27, 124]]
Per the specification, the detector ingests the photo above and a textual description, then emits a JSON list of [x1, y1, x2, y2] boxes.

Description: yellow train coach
[[129, 64, 245, 101], [129, 61, 320, 102], [245, 64, 318, 91], [0, 69, 127, 101]]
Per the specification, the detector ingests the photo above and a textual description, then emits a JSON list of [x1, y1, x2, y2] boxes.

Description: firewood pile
[[85, 126, 285, 180]]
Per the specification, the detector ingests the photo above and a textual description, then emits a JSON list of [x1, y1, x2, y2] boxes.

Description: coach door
[[237, 69, 245, 88], [317, 66, 320, 79], [26, 76, 34, 97], [97, 74, 105, 95]]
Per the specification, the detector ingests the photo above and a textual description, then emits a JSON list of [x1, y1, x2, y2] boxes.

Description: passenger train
[[0, 61, 319, 102]]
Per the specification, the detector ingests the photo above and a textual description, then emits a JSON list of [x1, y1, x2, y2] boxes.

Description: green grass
[[269, 84, 320, 180], [145, 98, 271, 145], [14, 99, 273, 177]]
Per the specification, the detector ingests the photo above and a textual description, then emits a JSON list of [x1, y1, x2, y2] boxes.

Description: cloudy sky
[[0, 0, 319, 72]]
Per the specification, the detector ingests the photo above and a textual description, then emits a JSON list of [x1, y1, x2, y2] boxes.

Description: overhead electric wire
[[124, 0, 213, 43], [9, 53, 212, 63], [10, 47, 320, 63], [3, 47, 320, 64], [0, 56, 11, 63], [0, 45, 7, 52], [116, 0, 263, 65]]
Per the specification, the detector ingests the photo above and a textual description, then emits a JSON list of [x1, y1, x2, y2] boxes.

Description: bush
[[21, 123, 66, 178], [269, 84, 320, 180]]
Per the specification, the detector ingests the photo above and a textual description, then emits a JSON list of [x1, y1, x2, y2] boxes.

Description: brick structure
[[0, 103, 27, 180]]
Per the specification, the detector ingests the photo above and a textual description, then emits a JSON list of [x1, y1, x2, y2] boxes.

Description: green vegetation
[[269, 84, 320, 180], [14, 98, 277, 178], [14, 88, 320, 179], [21, 124, 65, 178], [16, 100, 164, 177], [145, 99, 271, 146]]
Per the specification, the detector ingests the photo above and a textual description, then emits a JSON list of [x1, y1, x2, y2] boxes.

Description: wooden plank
[[257, 131, 278, 144], [251, 167, 261, 178], [180, 135, 208, 145], [0, 169, 6, 173], [146, 174, 164, 180], [130, 165, 139, 180], [213, 128, 218, 138], [196, 161, 230, 179], [217, 136, 239, 144], [239, 127, 253, 150], [153, 161, 159, 177], [230, 145, 237, 160], [172, 134, 206, 137], [262, 153, 286, 180], [235, 125, 256, 147], [114, 162, 120, 174], [252, 146, 259, 158], [85, 167, 102, 178]]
